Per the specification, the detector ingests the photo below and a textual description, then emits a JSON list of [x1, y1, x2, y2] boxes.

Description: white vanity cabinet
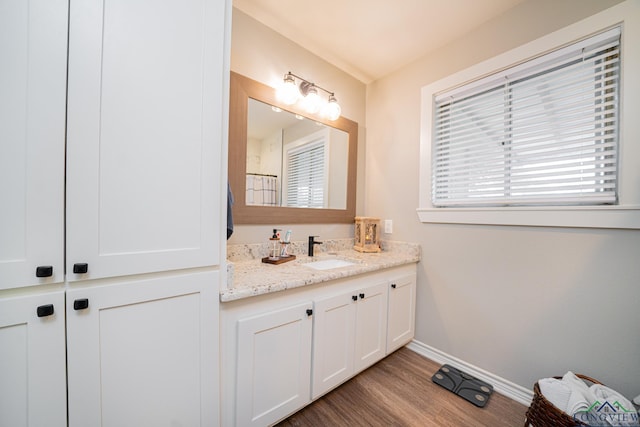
[[66, 0, 226, 280], [221, 263, 417, 427], [235, 301, 314, 427], [64, 0, 228, 424], [353, 281, 389, 372], [312, 281, 388, 399], [66, 271, 219, 427], [311, 291, 356, 399], [0, 1, 68, 425], [0, 0, 67, 290], [0, 289, 67, 427], [387, 273, 417, 353], [1, 0, 230, 425]]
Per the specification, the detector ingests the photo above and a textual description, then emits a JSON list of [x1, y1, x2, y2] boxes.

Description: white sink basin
[[303, 259, 356, 270]]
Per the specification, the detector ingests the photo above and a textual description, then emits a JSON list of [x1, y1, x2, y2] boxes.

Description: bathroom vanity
[[223, 71, 406, 425], [220, 240, 420, 426]]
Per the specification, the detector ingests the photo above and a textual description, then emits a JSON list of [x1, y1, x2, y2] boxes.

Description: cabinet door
[[312, 292, 356, 399], [66, 271, 219, 427], [354, 282, 388, 373], [387, 274, 417, 353], [237, 302, 313, 427], [0, 0, 67, 290], [0, 290, 67, 427], [66, 0, 228, 281]]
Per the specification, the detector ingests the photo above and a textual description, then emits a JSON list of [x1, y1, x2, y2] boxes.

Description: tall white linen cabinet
[[0, 0, 231, 426]]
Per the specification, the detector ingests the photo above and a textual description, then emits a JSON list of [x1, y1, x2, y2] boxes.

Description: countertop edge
[[220, 252, 420, 302]]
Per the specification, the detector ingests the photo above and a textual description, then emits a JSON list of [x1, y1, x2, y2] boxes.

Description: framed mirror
[[229, 72, 358, 224]]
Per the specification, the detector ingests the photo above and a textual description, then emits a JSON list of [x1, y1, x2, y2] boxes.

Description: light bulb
[[302, 86, 321, 114], [277, 74, 299, 105], [323, 96, 341, 121]]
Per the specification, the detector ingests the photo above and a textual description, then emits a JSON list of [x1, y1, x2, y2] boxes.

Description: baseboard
[[406, 339, 534, 406]]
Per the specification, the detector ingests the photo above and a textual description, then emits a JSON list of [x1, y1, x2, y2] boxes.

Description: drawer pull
[[36, 266, 53, 278], [74, 299, 89, 311], [73, 263, 88, 274], [37, 304, 54, 317]]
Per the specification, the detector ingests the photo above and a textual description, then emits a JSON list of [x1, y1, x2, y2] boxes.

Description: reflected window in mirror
[[246, 98, 348, 210], [284, 129, 326, 208]]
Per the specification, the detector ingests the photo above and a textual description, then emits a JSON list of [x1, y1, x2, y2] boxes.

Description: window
[[432, 27, 620, 208], [418, 6, 640, 230], [283, 129, 329, 208]]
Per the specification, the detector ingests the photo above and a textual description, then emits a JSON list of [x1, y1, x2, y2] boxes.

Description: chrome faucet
[[308, 236, 322, 257]]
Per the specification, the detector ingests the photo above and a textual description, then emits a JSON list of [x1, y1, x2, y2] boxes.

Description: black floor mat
[[431, 364, 494, 408]]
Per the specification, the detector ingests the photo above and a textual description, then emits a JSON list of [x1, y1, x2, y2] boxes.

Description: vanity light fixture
[[277, 71, 342, 120]]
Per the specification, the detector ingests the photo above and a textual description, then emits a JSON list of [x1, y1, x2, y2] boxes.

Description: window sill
[[416, 205, 640, 229]]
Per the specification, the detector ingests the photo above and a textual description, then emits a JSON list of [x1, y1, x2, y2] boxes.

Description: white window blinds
[[285, 136, 326, 208], [432, 27, 620, 207]]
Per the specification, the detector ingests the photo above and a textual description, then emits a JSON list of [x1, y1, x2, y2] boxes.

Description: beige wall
[[229, 9, 366, 244], [366, 0, 639, 398]]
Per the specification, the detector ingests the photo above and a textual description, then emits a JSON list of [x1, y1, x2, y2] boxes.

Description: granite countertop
[[221, 240, 420, 302]]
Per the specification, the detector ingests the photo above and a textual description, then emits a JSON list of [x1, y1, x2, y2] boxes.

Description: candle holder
[[354, 216, 381, 253]]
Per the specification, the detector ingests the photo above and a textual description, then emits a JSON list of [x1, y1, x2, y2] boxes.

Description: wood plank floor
[[276, 347, 528, 427]]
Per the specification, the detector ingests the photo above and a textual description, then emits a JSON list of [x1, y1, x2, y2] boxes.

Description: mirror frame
[[229, 71, 358, 224]]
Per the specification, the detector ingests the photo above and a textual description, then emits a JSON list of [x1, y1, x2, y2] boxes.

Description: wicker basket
[[524, 374, 602, 427]]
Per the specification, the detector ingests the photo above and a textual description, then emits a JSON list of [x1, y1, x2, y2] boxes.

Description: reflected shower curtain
[[245, 174, 278, 206]]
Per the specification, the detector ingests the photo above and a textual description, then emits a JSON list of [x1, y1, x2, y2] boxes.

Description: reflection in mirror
[[229, 72, 358, 224], [246, 98, 348, 209]]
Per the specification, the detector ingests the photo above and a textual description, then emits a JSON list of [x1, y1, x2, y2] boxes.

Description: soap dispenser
[[268, 229, 281, 260]]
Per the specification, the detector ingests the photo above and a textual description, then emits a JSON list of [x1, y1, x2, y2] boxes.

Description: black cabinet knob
[[391, 283, 397, 289], [74, 299, 89, 311], [37, 304, 54, 317], [73, 263, 88, 274], [352, 295, 358, 301], [306, 309, 313, 316], [359, 293, 365, 299], [36, 266, 53, 278]]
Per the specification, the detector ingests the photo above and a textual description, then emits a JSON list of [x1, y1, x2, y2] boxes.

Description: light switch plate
[[384, 219, 393, 234]]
